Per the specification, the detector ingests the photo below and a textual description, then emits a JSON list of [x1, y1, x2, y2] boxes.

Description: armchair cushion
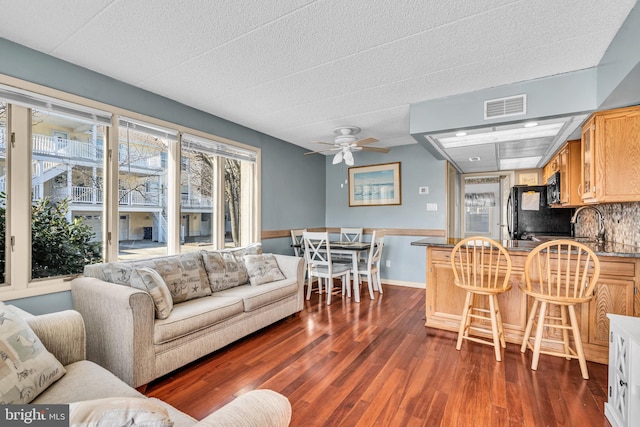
[[130, 267, 174, 319], [0, 303, 66, 403], [69, 397, 172, 427]]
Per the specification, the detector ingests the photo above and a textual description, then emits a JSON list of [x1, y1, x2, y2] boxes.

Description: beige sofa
[[71, 246, 304, 389], [27, 309, 292, 427]]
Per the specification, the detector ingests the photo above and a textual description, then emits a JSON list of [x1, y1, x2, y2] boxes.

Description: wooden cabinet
[[543, 139, 583, 207], [605, 314, 640, 427], [581, 105, 640, 203], [425, 246, 638, 364]]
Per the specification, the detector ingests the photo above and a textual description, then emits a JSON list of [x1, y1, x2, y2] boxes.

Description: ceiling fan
[[304, 126, 390, 165]]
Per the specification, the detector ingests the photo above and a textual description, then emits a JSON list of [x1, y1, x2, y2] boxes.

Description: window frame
[[0, 74, 261, 300]]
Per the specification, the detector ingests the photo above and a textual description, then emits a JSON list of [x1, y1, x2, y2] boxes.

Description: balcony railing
[[33, 134, 100, 160]]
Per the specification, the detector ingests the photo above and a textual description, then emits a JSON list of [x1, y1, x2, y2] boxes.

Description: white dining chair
[[303, 231, 351, 305], [340, 227, 363, 242], [349, 230, 385, 299], [290, 228, 306, 257]]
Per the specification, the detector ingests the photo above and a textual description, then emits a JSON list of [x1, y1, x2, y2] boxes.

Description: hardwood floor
[[144, 285, 612, 426]]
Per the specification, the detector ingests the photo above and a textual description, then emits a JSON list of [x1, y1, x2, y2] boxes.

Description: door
[[461, 173, 513, 240]]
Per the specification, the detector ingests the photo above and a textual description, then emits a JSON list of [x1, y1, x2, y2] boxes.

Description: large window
[[0, 80, 259, 299], [180, 134, 256, 252]]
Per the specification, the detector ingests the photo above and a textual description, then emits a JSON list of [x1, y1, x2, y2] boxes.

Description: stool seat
[[520, 239, 601, 380], [450, 236, 512, 362]]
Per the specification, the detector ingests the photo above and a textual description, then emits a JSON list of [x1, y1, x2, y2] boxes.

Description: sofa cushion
[[244, 253, 286, 286], [69, 397, 173, 427], [214, 278, 298, 312], [0, 303, 66, 403], [129, 268, 174, 319], [153, 296, 244, 344]]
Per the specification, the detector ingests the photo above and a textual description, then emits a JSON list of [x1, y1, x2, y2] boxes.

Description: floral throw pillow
[[0, 303, 66, 403], [243, 253, 286, 286], [129, 268, 174, 319]]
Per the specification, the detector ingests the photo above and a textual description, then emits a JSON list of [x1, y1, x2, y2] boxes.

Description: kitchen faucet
[[570, 206, 605, 244]]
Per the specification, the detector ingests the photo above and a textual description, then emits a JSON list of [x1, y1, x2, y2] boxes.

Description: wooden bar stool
[[520, 240, 601, 379], [451, 236, 512, 361]]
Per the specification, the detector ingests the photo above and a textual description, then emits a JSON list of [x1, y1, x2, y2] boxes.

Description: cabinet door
[[589, 278, 635, 346], [559, 146, 569, 204], [581, 118, 596, 200]]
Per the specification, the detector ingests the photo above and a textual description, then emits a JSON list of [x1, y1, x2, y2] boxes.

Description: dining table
[[294, 240, 371, 303]]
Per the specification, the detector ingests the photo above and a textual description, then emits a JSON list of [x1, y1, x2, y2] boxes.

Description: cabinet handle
[[620, 379, 628, 387]]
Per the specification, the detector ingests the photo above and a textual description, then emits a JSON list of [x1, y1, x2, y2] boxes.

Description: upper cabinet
[[581, 105, 640, 204], [544, 139, 583, 207]]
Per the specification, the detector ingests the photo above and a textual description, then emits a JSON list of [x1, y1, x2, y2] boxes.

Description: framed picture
[[518, 172, 539, 185], [348, 162, 401, 207]]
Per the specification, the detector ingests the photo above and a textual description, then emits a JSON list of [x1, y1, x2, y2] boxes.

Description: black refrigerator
[[507, 185, 573, 240]]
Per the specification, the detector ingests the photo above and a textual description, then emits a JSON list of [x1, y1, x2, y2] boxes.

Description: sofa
[[71, 244, 304, 389], [16, 308, 292, 426]]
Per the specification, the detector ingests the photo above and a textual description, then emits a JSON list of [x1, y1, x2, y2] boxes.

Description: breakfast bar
[[411, 237, 640, 364]]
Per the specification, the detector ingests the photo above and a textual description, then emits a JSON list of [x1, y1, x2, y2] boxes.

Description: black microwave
[[546, 171, 561, 205]]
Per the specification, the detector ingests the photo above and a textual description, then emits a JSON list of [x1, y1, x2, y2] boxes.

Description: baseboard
[[381, 279, 425, 289]]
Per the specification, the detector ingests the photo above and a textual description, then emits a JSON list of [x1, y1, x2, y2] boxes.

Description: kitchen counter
[[414, 236, 640, 364], [411, 236, 640, 258]]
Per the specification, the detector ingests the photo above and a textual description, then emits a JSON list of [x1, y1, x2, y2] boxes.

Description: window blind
[[182, 133, 256, 163]]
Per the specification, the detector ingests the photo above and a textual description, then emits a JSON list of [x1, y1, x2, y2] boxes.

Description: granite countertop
[[410, 237, 640, 258]]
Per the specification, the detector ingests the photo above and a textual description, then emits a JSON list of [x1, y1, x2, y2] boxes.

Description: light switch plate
[[426, 203, 438, 211]]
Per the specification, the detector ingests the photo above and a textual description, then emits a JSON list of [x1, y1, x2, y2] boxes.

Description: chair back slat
[[340, 227, 363, 243], [303, 231, 332, 266], [523, 239, 600, 302], [451, 236, 512, 292]]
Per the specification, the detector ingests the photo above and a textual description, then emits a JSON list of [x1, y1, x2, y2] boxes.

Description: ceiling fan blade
[[362, 146, 391, 153], [353, 137, 379, 146], [304, 148, 340, 155], [311, 141, 337, 146]]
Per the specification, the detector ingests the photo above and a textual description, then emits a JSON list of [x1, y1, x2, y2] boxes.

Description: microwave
[[546, 171, 561, 205]]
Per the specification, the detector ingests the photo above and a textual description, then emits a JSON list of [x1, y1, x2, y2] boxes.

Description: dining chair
[[520, 239, 601, 379], [450, 236, 512, 361], [303, 231, 351, 305], [349, 230, 385, 299], [290, 229, 306, 257], [340, 227, 363, 242]]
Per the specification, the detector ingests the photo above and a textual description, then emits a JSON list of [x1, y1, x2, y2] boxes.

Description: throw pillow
[[201, 251, 246, 292], [223, 242, 263, 285], [244, 253, 286, 286], [69, 397, 172, 427], [129, 268, 174, 319], [151, 253, 211, 304], [0, 303, 66, 403]]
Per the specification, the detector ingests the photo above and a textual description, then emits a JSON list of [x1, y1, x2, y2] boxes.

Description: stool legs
[[456, 291, 473, 351], [456, 291, 505, 361], [568, 305, 589, 379]]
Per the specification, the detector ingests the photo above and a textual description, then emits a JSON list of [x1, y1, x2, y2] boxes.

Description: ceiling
[[0, 0, 637, 171]]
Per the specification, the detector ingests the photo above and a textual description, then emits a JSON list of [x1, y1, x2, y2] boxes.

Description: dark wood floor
[[144, 285, 612, 427]]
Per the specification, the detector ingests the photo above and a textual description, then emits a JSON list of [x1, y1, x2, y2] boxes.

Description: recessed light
[[524, 122, 538, 128], [469, 156, 481, 162], [456, 131, 467, 137]]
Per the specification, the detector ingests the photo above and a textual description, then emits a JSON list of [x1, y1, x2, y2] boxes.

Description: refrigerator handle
[[506, 193, 513, 238]]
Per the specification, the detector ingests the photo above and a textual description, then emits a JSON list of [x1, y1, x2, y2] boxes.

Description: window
[[0, 80, 259, 299], [180, 134, 256, 252]]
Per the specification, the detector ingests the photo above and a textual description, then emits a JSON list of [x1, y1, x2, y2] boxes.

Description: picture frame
[[518, 172, 539, 186], [348, 162, 401, 207]]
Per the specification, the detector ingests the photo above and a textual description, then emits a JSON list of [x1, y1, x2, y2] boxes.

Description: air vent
[[484, 94, 526, 119]]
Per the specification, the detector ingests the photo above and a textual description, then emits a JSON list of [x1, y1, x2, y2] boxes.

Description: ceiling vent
[[484, 94, 526, 120]]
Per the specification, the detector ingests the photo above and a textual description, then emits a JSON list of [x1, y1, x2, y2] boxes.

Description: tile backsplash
[[574, 202, 640, 247]]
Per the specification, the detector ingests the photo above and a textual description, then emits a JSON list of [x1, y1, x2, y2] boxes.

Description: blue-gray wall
[[325, 144, 446, 285]]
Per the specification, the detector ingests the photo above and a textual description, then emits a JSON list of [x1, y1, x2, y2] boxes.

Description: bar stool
[[520, 239, 600, 379], [451, 236, 512, 361]]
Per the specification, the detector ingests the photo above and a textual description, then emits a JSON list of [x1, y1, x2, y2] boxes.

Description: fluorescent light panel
[[499, 156, 542, 170], [437, 123, 564, 149]]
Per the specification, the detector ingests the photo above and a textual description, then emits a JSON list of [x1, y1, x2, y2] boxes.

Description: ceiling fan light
[[333, 151, 343, 164], [344, 150, 354, 165]]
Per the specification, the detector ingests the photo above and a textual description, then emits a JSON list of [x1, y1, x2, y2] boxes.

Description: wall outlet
[[385, 260, 391, 268], [419, 186, 429, 195], [426, 203, 438, 211]]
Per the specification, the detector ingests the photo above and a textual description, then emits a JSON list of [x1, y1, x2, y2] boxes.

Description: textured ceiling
[[0, 0, 636, 158]]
